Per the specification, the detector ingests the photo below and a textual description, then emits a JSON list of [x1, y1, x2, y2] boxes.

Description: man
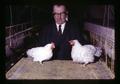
[[37, 3, 87, 60]]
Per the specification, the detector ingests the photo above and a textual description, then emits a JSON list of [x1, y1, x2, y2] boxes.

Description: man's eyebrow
[[54, 12, 65, 13]]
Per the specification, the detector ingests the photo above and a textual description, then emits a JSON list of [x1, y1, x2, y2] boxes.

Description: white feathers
[[26, 43, 55, 64], [70, 40, 102, 65]]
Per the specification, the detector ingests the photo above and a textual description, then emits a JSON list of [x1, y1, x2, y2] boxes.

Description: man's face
[[53, 5, 67, 24]]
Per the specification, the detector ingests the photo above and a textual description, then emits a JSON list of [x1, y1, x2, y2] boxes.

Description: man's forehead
[[53, 5, 66, 13]]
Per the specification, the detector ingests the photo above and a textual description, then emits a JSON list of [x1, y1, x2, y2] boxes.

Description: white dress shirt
[[56, 22, 66, 34]]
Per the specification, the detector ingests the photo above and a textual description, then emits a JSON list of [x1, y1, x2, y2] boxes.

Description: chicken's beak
[[69, 40, 75, 46]]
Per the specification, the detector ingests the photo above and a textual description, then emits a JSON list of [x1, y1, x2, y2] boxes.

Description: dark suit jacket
[[36, 21, 88, 60]]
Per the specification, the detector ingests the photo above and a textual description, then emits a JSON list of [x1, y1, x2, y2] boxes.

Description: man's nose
[[58, 14, 62, 19]]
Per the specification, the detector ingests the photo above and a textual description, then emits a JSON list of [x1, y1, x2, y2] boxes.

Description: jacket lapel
[[62, 22, 69, 36]]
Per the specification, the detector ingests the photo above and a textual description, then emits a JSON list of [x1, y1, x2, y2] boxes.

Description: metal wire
[[107, 5, 110, 27], [9, 5, 12, 47], [103, 5, 107, 26]]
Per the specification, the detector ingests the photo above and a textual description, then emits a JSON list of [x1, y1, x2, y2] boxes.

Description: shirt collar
[[56, 22, 66, 33], [56, 22, 66, 29]]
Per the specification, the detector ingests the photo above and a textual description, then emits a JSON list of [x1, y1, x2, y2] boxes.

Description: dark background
[[4, 0, 115, 28], [1, 0, 118, 82]]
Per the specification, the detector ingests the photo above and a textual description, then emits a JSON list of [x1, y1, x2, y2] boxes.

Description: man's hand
[[68, 40, 75, 46], [51, 42, 55, 49]]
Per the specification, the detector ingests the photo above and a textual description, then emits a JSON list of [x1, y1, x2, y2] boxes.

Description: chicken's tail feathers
[[94, 47, 102, 57], [26, 49, 32, 57], [26, 49, 29, 55]]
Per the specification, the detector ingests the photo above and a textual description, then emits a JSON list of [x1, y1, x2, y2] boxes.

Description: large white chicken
[[69, 40, 102, 66], [26, 42, 55, 64]]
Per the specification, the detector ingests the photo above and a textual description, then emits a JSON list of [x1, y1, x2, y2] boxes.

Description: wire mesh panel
[[5, 22, 33, 71], [84, 22, 115, 75]]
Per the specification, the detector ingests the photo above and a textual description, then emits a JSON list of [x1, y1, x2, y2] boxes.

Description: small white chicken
[[26, 42, 55, 64], [69, 40, 102, 66]]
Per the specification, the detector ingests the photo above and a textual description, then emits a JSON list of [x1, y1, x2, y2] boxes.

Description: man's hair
[[52, 2, 68, 12]]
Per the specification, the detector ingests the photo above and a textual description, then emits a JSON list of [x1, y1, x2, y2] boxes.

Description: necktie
[[58, 25, 62, 35]]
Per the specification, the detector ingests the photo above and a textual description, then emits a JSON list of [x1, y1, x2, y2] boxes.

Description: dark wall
[[5, 5, 31, 26], [5, 3, 87, 29], [84, 5, 114, 28], [5, 1, 114, 28]]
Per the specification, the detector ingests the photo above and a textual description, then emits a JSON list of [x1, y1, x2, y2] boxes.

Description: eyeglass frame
[[52, 12, 68, 16]]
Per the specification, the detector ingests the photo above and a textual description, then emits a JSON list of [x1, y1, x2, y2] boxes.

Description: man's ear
[[65, 12, 68, 21], [66, 16, 68, 21]]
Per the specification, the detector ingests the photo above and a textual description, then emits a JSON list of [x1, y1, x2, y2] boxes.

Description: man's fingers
[[69, 40, 74, 46], [51, 42, 55, 49]]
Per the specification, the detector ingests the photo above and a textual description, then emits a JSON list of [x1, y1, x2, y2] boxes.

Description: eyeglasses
[[53, 12, 67, 16]]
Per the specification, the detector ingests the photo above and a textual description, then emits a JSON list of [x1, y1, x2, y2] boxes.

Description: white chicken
[[69, 40, 102, 66], [26, 42, 55, 64]]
